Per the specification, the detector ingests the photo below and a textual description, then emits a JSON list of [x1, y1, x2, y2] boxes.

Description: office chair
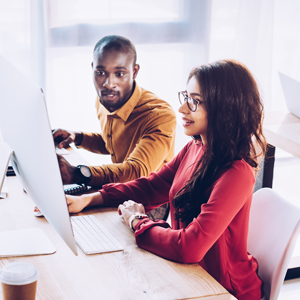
[[248, 188, 300, 300]]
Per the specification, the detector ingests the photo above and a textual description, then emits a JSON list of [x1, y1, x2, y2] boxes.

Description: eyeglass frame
[[178, 91, 204, 112]]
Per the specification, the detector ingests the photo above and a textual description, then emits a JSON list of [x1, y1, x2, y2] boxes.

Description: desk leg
[[262, 144, 276, 188]]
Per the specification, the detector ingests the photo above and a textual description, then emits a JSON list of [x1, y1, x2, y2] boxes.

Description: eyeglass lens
[[179, 92, 197, 111]]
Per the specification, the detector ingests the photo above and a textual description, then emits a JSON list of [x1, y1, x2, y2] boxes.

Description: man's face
[[92, 48, 139, 112]]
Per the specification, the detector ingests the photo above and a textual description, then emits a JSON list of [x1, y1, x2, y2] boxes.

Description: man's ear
[[91, 62, 94, 69], [133, 64, 140, 80]]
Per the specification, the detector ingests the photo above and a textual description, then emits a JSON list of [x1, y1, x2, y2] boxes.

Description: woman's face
[[178, 76, 208, 144]]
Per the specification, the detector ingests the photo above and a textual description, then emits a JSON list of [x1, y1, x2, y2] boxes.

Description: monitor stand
[[0, 228, 56, 257], [0, 140, 56, 257]]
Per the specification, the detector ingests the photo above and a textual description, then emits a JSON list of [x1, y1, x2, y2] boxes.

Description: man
[[53, 35, 176, 220]]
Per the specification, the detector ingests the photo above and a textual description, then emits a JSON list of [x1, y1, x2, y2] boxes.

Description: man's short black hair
[[93, 35, 137, 66]]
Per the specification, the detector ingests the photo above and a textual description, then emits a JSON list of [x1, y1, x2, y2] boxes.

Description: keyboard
[[55, 147, 70, 155], [70, 215, 124, 255]]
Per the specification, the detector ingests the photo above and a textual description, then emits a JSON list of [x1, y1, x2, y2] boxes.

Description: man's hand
[[118, 200, 145, 227], [57, 154, 79, 184], [52, 128, 82, 149]]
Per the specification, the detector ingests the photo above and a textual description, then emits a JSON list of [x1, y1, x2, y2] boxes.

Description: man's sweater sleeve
[[79, 109, 176, 187], [78, 132, 110, 155]]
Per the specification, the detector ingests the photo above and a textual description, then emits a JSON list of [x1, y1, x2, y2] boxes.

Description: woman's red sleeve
[[134, 160, 255, 263], [100, 141, 193, 212]]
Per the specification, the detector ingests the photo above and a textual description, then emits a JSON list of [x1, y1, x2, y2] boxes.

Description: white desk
[[263, 111, 300, 270], [263, 112, 300, 158]]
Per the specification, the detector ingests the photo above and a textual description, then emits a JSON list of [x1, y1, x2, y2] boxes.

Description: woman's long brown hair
[[173, 59, 267, 224]]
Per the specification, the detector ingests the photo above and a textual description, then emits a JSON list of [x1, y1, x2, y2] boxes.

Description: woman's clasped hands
[[118, 200, 146, 227]]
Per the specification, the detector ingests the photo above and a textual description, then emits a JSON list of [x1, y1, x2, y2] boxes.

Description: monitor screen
[[0, 54, 78, 255], [278, 72, 300, 119]]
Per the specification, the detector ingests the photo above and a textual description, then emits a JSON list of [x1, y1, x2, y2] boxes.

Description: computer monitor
[[0, 54, 78, 255], [278, 72, 300, 119]]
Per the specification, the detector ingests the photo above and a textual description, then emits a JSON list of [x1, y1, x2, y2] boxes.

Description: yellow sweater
[[77, 82, 176, 187]]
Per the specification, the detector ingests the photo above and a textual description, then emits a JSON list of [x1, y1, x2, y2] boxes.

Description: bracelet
[[128, 213, 148, 232]]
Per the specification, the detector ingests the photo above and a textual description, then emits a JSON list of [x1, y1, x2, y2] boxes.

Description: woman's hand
[[66, 192, 104, 213], [66, 194, 87, 213], [118, 200, 145, 227]]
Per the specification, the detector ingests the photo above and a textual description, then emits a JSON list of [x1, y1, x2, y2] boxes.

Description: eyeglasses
[[178, 91, 203, 112]]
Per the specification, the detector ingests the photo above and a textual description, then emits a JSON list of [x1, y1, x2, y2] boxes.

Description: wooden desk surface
[[0, 176, 236, 300], [263, 111, 300, 158]]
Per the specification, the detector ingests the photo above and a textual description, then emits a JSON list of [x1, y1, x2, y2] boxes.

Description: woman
[[67, 59, 267, 300]]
